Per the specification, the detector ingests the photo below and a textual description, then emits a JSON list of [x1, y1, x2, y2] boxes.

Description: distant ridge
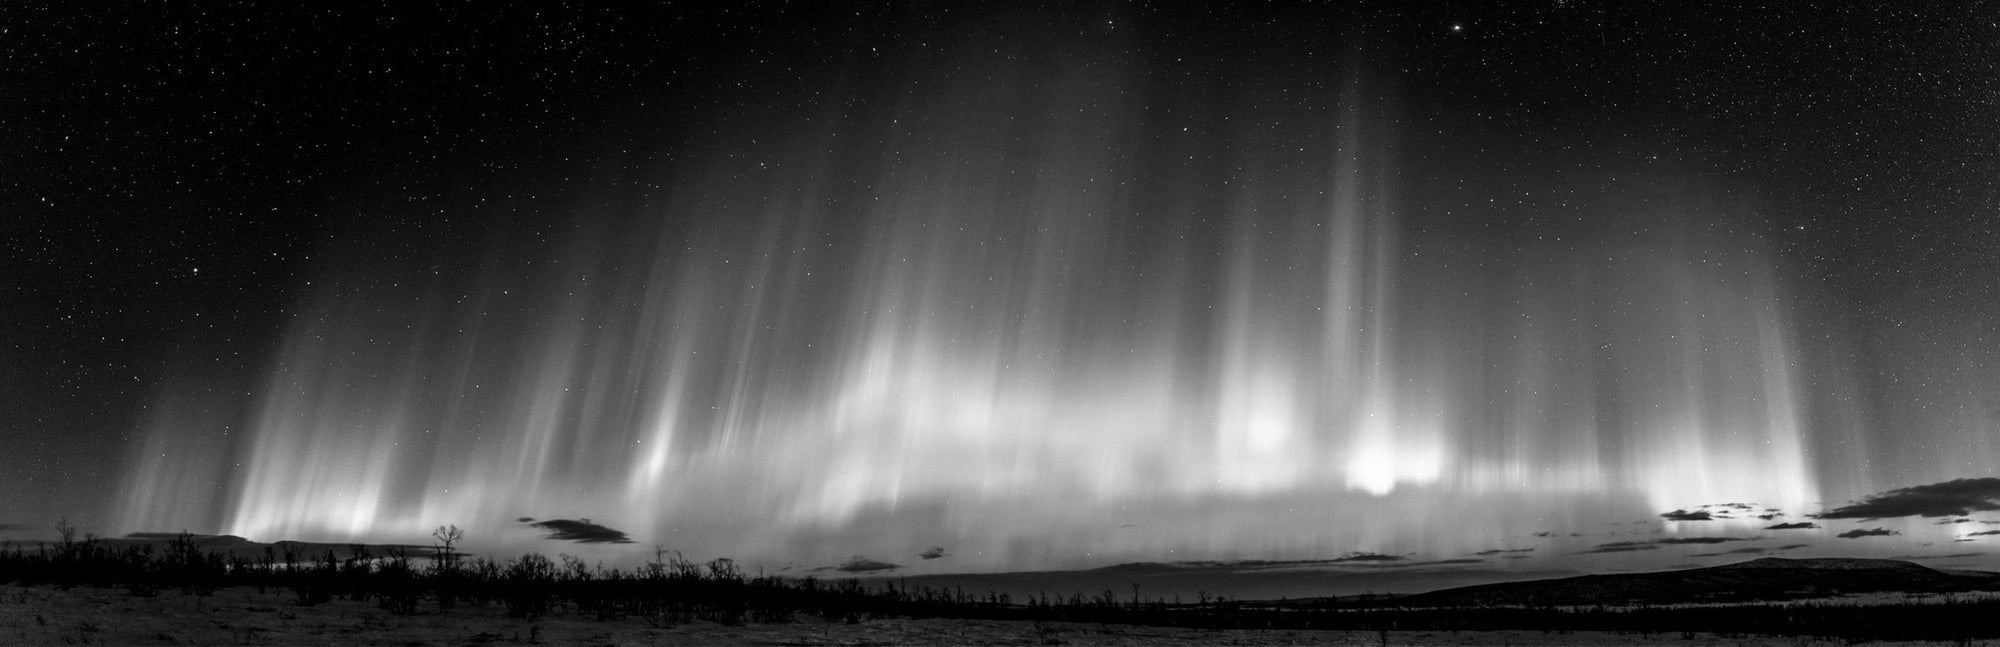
[[1388, 557, 2000, 608], [122, 532, 256, 546], [76, 533, 440, 558], [1716, 557, 1935, 572]]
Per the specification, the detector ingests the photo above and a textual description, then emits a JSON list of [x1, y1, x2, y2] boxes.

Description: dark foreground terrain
[[5, 532, 2000, 644], [9, 584, 2000, 646]]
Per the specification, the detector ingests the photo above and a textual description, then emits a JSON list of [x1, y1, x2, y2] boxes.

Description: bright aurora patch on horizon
[[8, 3, 2000, 574]]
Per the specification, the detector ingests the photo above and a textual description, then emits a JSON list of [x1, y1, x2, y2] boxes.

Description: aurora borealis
[[8, 3, 1999, 576]]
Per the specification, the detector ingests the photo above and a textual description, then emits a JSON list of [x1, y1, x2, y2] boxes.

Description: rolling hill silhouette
[[1386, 557, 2000, 607]]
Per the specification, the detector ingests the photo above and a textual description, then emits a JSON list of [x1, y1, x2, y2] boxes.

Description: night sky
[[6, 2, 2000, 575]]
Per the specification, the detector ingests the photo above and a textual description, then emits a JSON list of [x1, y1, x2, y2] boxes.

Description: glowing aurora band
[[121, 47, 1822, 570]]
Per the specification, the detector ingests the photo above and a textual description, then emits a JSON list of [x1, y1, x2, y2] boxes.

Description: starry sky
[[5, 2, 2000, 574]]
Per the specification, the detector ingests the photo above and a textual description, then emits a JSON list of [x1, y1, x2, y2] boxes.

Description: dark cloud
[[1656, 536, 1760, 545], [1967, 530, 2000, 537], [1690, 547, 1773, 558], [1580, 541, 1659, 554], [1817, 478, 2000, 520], [1585, 537, 1767, 553], [1937, 518, 1975, 525], [1773, 544, 1809, 551], [1765, 522, 1819, 530], [1472, 547, 1535, 556], [834, 556, 900, 573], [1534, 531, 1553, 538], [919, 546, 948, 559], [1400, 558, 1485, 567], [1329, 551, 1406, 563], [524, 518, 634, 544], [1660, 509, 1713, 521], [1895, 552, 1984, 560], [1835, 527, 1901, 539], [1757, 513, 1781, 520]]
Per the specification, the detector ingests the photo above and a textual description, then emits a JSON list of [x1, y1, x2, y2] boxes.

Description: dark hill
[[1387, 557, 2000, 607], [102, 532, 436, 560]]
